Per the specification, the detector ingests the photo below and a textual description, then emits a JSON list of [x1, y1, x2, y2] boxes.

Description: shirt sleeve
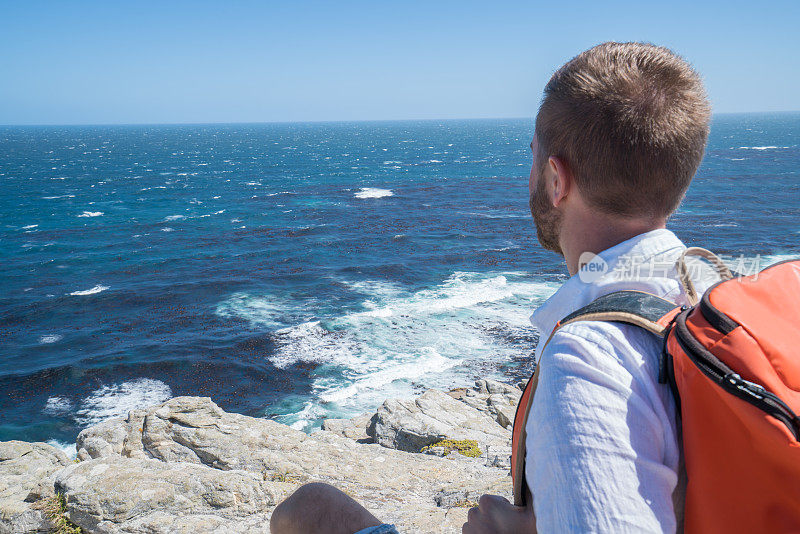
[[525, 321, 680, 533]]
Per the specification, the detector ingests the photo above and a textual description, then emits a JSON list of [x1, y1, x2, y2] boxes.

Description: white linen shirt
[[525, 229, 718, 533]]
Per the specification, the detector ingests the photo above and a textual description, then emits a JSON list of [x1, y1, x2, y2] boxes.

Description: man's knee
[[270, 483, 347, 534], [270, 482, 381, 534]]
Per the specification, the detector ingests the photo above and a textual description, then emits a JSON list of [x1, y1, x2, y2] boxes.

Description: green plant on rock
[[420, 439, 482, 458], [267, 471, 303, 484], [451, 499, 479, 508], [41, 492, 83, 534]]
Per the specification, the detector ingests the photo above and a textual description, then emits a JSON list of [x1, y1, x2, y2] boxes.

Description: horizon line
[[1, 110, 799, 128]]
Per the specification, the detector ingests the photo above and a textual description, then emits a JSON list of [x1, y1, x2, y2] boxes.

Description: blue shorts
[[354, 525, 399, 534]]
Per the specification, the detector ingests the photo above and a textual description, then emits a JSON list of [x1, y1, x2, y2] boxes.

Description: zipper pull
[[724, 373, 766, 401]]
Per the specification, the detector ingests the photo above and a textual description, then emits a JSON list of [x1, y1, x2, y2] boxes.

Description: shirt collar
[[529, 228, 685, 345]]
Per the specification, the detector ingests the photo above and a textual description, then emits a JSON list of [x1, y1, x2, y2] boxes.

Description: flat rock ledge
[[2, 379, 522, 534]]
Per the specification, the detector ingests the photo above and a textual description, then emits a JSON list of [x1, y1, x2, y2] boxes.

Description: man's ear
[[548, 156, 572, 207]]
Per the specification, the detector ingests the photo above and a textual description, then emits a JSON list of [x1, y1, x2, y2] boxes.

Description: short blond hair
[[536, 42, 711, 219]]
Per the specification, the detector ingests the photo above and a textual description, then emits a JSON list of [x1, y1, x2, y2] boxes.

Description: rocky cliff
[[1, 379, 522, 534]]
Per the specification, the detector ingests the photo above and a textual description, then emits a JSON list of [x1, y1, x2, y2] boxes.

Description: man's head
[[529, 42, 711, 255]]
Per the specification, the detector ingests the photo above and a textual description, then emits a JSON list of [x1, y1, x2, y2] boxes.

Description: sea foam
[[46, 440, 77, 460], [69, 285, 109, 296], [43, 395, 73, 415], [225, 271, 558, 429], [354, 188, 393, 199], [215, 292, 293, 329], [39, 334, 63, 344], [75, 378, 172, 426]]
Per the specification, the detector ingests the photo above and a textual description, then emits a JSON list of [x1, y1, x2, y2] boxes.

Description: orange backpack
[[511, 250, 800, 533]]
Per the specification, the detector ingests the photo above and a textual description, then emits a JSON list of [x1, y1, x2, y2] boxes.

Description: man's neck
[[560, 208, 667, 276]]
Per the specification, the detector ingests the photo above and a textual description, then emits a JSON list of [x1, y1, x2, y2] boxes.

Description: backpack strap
[[557, 289, 680, 337], [676, 247, 733, 305], [511, 290, 682, 507]]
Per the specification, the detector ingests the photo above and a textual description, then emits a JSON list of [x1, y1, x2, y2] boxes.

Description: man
[[465, 41, 712, 533], [271, 41, 712, 533]]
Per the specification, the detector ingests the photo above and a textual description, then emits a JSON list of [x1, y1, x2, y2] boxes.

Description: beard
[[529, 170, 564, 256]]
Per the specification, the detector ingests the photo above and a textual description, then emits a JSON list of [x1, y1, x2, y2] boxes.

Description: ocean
[[1, 114, 798, 455]]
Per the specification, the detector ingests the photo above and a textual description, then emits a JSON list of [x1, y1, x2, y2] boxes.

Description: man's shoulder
[[544, 319, 663, 380]]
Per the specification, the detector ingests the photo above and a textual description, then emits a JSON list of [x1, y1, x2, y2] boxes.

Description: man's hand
[[462, 494, 537, 534]]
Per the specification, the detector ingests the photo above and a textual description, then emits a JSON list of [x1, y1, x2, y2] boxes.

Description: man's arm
[[527, 322, 681, 533]]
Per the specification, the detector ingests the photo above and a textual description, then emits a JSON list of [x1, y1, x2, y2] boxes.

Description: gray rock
[[325, 381, 520, 465], [475, 378, 520, 396], [76, 417, 127, 460], [369, 389, 511, 453], [487, 394, 518, 430], [0, 441, 70, 534], [72, 396, 512, 533], [485, 445, 513, 469], [77, 410, 150, 462], [320, 413, 375, 443], [54, 457, 283, 533]]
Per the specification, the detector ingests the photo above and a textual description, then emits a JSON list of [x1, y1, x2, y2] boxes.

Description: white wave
[[354, 188, 393, 199], [43, 395, 73, 415], [161, 227, 174, 232], [339, 278, 406, 298], [285, 401, 331, 431], [42, 194, 76, 199], [260, 272, 559, 424], [215, 292, 292, 329], [46, 440, 77, 460], [318, 347, 459, 404], [760, 254, 799, 266], [21, 224, 38, 230], [39, 334, 63, 344], [77, 211, 104, 217], [69, 285, 109, 296], [737, 146, 790, 150], [720, 253, 798, 276], [217, 272, 559, 426], [75, 378, 172, 426], [164, 215, 185, 221], [268, 320, 361, 370], [489, 244, 522, 252]]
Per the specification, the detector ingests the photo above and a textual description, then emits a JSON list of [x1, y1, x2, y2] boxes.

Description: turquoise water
[[1, 114, 798, 452]]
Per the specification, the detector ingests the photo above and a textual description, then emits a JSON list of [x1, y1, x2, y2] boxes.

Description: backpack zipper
[[721, 373, 800, 439], [673, 310, 800, 441]]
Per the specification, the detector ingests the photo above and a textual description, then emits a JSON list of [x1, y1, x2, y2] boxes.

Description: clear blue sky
[[1, 1, 798, 125]]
